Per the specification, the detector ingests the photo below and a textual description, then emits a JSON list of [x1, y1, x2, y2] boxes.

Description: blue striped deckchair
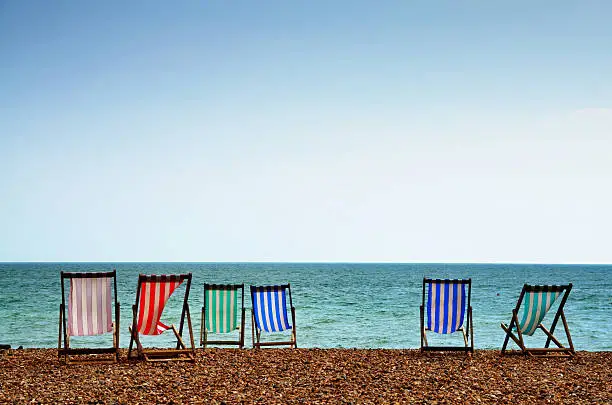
[[250, 284, 297, 348], [501, 284, 574, 357], [420, 278, 473, 353], [200, 284, 245, 348]]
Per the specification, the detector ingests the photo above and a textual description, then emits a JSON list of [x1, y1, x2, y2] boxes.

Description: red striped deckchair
[[501, 284, 574, 357], [128, 273, 195, 362], [58, 270, 120, 364]]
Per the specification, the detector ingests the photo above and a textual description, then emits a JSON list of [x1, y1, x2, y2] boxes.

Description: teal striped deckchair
[[501, 284, 574, 357], [200, 284, 245, 348], [420, 278, 473, 353], [250, 284, 297, 348]]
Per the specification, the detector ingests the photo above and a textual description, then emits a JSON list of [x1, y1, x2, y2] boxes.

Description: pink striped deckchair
[[128, 273, 195, 362], [58, 270, 120, 364]]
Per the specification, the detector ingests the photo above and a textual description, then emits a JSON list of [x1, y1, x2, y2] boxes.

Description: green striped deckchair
[[501, 284, 574, 357], [200, 284, 245, 348]]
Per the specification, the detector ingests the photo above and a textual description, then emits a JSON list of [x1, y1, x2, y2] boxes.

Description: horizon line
[[1, 260, 611, 266]]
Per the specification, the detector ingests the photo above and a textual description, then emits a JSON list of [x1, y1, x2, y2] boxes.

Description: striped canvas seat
[[501, 284, 574, 357], [68, 276, 113, 336], [426, 280, 467, 334], [58, 271, 120, 364], [128, 274, 195, 362], [205, 286, 239, 333], [252, 285, 292, 332], [420, 278, 473, 353], [517, 288, 562, 336], [250, 284, 297, 348], [201, 284, 245, 348], [136, 275, 184, 335]]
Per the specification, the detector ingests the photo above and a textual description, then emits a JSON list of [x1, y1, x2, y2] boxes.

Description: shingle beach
[[1, 349, 610, 404]]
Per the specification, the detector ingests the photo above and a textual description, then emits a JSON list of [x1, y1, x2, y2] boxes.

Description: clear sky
[[1, 1, 611, 263]]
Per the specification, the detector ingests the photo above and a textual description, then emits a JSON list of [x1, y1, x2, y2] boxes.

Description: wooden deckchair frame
[[128, 273, 195, 362], [501, 284, 574, 357], [201, 283, 246, 349], [420, 278, 473, 354], [251, 284, 297, 349], [58, 270, 120, 364]]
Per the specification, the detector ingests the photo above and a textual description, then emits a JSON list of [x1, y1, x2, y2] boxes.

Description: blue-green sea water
[[0, 263, 609, 350]]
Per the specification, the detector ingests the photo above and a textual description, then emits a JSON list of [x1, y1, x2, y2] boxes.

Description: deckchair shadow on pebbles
[[501, 284, 575, 357], [201, 283, 246, 348], [420, 278, 473, 354], [128, 273, 195, 362], [250, 284, 297, 348], [58, 270, 120, 364]]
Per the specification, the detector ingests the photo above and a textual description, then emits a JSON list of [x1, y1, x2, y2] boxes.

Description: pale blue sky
[[1, 1, 611, 263]]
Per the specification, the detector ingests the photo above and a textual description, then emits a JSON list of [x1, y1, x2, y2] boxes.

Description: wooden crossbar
[[58, 347, 118, 355]]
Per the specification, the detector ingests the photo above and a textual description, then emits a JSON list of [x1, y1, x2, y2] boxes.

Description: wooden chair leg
[[291, 306, 297, 348], [240, 308, 246, 349], [419, 305, 425, 350], [502, 310, 523, 354], [469, 307, 474, 352], [251, 312, 256, 348], [561, 311, 575, 354], [128, 327, 143, 359], [128, 304, 138, 359], [200, 307, 205, 347], [501, 325, 511, 354], [186, 306, 195, 351], [171, 325, 187, 350], [501, 322, 526, 355], [58, 305, 62, 359], [513, 312, 526, 353]]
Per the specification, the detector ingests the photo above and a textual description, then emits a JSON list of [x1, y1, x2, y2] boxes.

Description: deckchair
[[250, 284, 297, 348], [58, 270, 120, 364], [201, 283, 246, 348], [501, 284, 574, 357], [420, 278, 473, 353], [127, 273, 195, 362]]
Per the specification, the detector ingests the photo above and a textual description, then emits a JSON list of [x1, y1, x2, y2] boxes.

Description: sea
[[0, 262, 609, 351]]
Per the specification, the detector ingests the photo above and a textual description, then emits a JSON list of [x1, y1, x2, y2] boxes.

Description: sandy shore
[[1, 349, 610, 404]]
